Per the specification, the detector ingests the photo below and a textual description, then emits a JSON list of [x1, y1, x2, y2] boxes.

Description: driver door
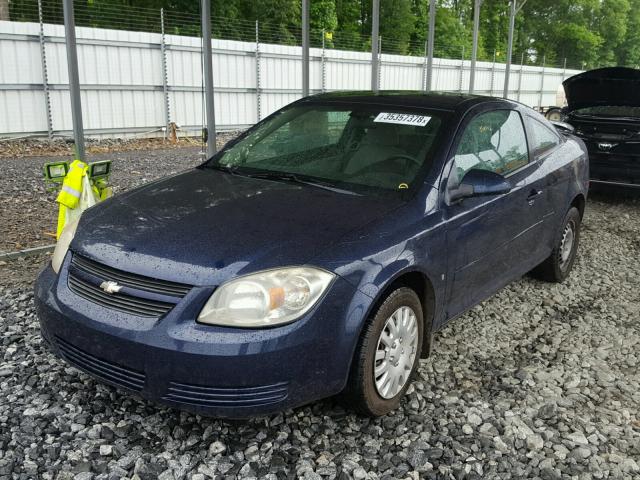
[[442, 108, 548, 321]]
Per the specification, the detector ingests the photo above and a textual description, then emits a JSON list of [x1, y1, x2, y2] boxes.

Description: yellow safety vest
[[56, 160, 88, 238]]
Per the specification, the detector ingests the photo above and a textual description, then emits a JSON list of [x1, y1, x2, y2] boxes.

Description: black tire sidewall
[[553, 207, 581, 281], [357, 287, 424, 416]]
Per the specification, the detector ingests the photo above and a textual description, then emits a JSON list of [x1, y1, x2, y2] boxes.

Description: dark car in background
[[562, 67, 640, 188], [35, 92, 589, 418]]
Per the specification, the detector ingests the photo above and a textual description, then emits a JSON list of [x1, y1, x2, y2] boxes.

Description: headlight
[[51, 219, 79, 274], [198, 267, 335, 328]]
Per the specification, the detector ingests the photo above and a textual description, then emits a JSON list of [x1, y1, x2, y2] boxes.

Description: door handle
[[527, 189, 543, 203]]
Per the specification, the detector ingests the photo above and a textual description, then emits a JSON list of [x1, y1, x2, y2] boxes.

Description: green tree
[[334, 0, 365, 49], [598, 0, 630, 65], [518, 0, 602, 68], [311, 0, 338, 46], [311, 0, 338, 32], [411, 0, 486, 60], [618, 0, 640, 66], [481, 0, 508, 61], [240, 0, 300, 44], [379, 0, 416, 54], [9, 0, 640, 68]]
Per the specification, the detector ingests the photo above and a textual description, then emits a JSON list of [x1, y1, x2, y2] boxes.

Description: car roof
[[300, 90, 514, 113]]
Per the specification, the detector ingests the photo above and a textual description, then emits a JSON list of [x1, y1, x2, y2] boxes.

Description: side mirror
[[449, 169, 512, 203], [550, 120, 575, 134]]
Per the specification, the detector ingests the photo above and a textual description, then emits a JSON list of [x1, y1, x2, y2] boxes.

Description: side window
[[528, 117, 561, 156], [451, 110, 529, 185], [249, 110, 349, 162]]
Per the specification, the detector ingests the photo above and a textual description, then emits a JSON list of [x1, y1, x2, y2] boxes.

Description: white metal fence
[[0, 20, 582, 139]]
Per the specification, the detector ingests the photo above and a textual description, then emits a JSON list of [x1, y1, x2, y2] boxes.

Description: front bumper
[[587, 147, 640, 187], [35, 257, 370, 418]]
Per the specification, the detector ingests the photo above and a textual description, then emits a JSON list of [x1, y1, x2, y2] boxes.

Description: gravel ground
[[0, 135, 237, 253], [0, 147, 639, 479], [0, 137, 208, 159]]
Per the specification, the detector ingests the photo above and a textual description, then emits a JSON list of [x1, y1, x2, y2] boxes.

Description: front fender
[[311, 206, 449, 335]]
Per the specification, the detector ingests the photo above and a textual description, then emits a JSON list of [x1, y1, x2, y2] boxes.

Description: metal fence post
[[459, 46, 465, 92], [562, 57, 567, 81], [425, 0, 435, 91], [517, 52, 524, 102], [378, 36, 382, 90], [160, 8, 171, 138], [538, 55, 546, 108], [469, 0, 483, 93], [371, 0, 380, 91], [321, 29, 326, 93], [503, 0, 516, 98], [255, 20, 261, 121], [38, 0, 53, 139], [505, 0, 528, 98], [490, 50, 496, 96], [301, 0, 309, 96], [62, 0, 85, 160], [422, 39, 428, 90], [201, 0, 216, 157]]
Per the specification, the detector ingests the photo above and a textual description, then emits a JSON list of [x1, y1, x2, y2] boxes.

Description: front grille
[[163, 381, 289, 408], [68, 254, 191, 318], [71, 255, 191, 296], [68, 274, 175, 317], [55, 336, 146, 391]]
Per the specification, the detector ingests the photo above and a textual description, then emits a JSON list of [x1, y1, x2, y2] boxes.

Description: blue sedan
[[35, 92, 589, 417]]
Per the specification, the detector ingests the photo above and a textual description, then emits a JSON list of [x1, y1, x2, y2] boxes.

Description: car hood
[[72, 168, 402, 286], [563, 67, 640, 112]]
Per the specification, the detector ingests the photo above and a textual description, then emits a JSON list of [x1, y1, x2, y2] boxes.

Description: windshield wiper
[[205, 163, 242, 175], [245, 171, 359, 195]]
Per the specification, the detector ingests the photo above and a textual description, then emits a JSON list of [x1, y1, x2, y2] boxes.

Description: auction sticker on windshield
[[374, 112, 431, 127]]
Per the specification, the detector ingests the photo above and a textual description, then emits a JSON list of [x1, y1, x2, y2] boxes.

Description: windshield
[[571, 105, 640, 118], [207, 104, 445, 195]]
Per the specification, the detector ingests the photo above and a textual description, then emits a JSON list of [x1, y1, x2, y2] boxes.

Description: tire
[[343, 287, 424, 416], [532, 207, 581, 283]]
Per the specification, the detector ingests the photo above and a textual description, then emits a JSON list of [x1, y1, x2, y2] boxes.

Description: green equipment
[[89, 160, 111, 180], [44, 159, 113, 200], [43, 161, 70, 184]]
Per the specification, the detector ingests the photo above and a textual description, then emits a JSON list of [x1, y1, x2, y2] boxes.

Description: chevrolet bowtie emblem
[[100, 280, 122, 294], [598, 142, 617, 151]]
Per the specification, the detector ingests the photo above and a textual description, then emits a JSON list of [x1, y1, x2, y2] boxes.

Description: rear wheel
[[343, 287, 423, 416], [532, 207, 581, 283]]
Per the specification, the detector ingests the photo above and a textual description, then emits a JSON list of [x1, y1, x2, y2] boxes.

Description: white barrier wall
[[0, 20, 581, 138]]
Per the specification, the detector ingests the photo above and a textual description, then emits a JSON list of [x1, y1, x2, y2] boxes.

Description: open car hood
[[563, 67, 640, 112]]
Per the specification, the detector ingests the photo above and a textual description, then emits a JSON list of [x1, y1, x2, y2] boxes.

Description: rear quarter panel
[[539, 133, 589, 245]]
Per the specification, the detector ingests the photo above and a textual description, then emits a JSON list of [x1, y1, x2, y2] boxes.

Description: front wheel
[[343, 287, 423, 416], [532, 206, 581, 283]]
